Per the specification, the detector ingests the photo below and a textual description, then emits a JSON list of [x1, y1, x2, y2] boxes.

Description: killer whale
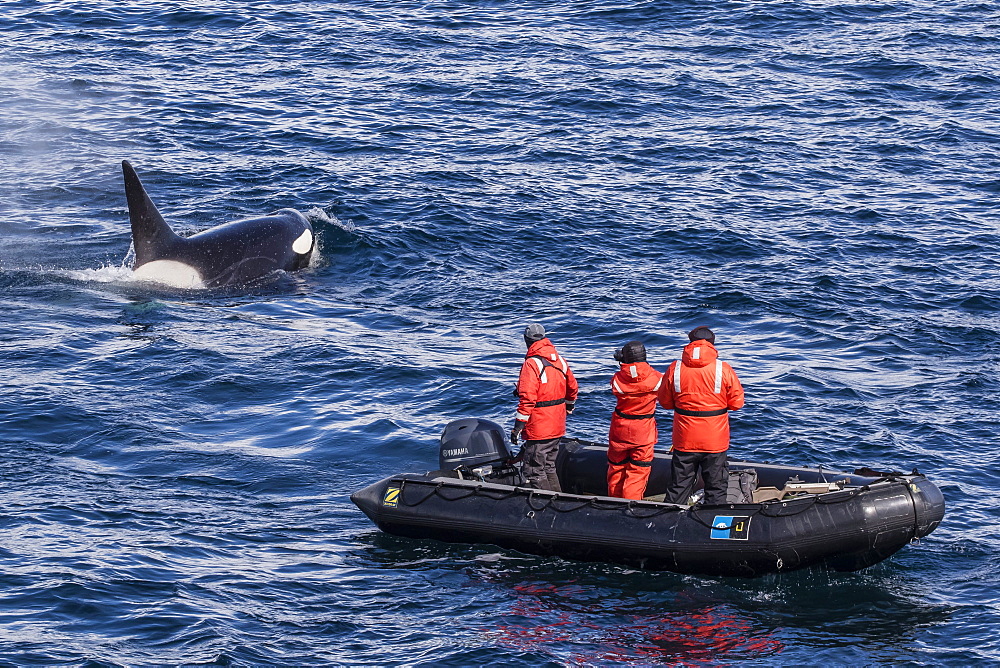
[[122, 160, 315, 289]]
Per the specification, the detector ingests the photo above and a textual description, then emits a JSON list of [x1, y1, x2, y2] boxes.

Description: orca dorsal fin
[[122, 160, 181, 266]]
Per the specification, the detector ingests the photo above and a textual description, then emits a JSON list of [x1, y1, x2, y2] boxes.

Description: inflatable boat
[[351, 418, 945, 576]]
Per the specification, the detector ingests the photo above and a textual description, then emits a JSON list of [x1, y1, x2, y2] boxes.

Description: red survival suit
[[515, 338, 579, 441], [657, 339, 745, 452], [607, 361, 664, 500]]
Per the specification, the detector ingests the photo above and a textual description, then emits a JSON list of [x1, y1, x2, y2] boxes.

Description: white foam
[[65, 265, 136, 283], [306, 207, 355, 232]]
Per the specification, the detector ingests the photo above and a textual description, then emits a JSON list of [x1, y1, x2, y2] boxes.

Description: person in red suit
[[511, 324, 579, 491], [658, 326, 745, 505], [607, 340, 663, 500]]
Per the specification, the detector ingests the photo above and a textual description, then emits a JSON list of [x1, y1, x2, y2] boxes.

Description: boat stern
[[908, 474, 946, 538]]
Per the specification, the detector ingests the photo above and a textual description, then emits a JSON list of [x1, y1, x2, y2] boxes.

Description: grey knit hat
[[523, 323, 546, 343]]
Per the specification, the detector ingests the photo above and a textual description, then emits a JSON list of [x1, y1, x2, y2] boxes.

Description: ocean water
[[1, 1, 998, 664]]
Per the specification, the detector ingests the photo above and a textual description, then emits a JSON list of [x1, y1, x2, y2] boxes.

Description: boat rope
[[684, 487, 868, 527], [526, 492, 555, 511], [525, 492, 624, 513], [399, 482, 525, 507], [398, 481, 443, 507], [435, 485, 489, 502], [625, 503, 680, 519], [394, 477, 908, 517], [686, 509, 743, 529], [758, 497, 819, 517], [476, 487, 526, 501]]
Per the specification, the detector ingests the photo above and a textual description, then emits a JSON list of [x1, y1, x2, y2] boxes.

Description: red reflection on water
[[491, 582, 783, 664]]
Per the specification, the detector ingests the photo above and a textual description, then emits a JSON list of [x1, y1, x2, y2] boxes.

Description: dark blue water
[[1, 1, 998, 664]]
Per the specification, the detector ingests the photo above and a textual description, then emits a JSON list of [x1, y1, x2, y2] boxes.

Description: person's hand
[[566, 401, 575, 415], [510, 422, 525, 445]]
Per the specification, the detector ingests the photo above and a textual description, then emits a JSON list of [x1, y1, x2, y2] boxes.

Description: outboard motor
[[439, 418, 521, 484]]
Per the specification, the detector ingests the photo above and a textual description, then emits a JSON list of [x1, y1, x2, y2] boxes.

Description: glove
[[510, 422, 526, 445], [566, 401, 575, 415]]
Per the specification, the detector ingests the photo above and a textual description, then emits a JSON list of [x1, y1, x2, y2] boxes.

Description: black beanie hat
[[614, 340, 647, 364], [688, 326, 715, 344]]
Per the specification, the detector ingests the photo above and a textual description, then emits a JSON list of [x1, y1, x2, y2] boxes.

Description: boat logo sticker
[[711, 515, 751, 540], [383, 487, 401, 508]]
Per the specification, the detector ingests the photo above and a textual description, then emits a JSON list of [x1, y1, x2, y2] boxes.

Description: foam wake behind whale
[[123, 160, 314, 289]]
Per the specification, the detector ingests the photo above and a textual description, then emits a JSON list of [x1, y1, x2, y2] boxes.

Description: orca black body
[[123, 160, 315, 288]]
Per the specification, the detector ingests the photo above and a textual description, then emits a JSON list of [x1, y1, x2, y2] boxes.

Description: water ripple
[[1, 0, 998, 664]]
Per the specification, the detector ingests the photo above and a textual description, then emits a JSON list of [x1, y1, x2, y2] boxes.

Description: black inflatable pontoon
[[351, 418, 945, 576]]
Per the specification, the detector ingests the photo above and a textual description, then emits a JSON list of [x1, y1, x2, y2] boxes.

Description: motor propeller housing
[[439, 418, 512, 470]]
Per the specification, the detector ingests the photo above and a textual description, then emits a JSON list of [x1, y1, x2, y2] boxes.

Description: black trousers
[[522, 437, 562, 492], [666, 450, 729, 505]]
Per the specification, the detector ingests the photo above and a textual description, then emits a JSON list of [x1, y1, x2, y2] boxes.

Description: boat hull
[[351, 439, 945, 576]]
